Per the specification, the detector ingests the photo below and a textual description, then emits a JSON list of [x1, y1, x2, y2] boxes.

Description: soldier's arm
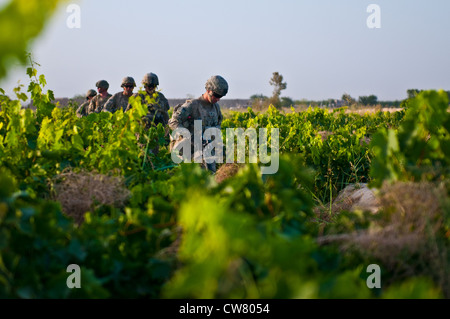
[[125, 93, 139, 112], [161, 95, 170, 112], [76, 102, 85, 118], [161, 96, 170, 124], [168, 102, 193, 131], [87, 98, 96, 114], [163, 112, 170, 126], [102, 95, 115, 112], [94, 98, 104, 113], [124, 98, 132, 112]]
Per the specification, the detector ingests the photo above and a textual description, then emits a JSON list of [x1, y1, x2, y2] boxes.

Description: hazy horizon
[[1, 0, 449, 102]]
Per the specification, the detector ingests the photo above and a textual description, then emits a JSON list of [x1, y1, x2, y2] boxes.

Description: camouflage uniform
[[76, 89, 96, 118], [126, 91, 170, 127], [102, 92, 131, 113], [168, 95, 223, 134], [168, 95, 224, 173], [125, 73, 169, 127], [126, 73, 170, 155], [88, 93, 112, 114], [168, 75, 228, 173], [76, 101, 90, 117], [102, 76, 136, 113], [87, 80, 111, 114]]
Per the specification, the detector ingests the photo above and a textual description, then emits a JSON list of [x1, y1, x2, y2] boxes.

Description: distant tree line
[[249, 75, 450, 110]]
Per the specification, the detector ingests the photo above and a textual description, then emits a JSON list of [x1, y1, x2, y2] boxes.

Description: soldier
[[76, 89, 97, 118], [88, 80, 112, 114], [125, 72, 170, 128], [102, 76, 136, 113], [168, 75, 228, 173]]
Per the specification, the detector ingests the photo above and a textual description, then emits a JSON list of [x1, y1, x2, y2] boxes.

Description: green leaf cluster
[[0, 0, 63, 80], [1, 65, 447, 299], [370, 90, 450, 187]]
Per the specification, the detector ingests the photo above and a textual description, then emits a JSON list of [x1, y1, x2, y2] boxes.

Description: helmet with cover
[[121, 76, 136, 87], [205, 75, 228, 97], [95, 80, 109, 90], [142, 73, 159, 87], [85, 89, 97, 99]]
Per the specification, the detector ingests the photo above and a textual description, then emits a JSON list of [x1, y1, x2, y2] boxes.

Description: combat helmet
[[205, 75, 228, 97], [121, 76, 136, 87], [85, 89, 97, 99], [142, 73, 159, 87], [96, 80, 109, 90]]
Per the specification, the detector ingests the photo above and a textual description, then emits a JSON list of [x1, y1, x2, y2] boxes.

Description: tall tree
[[341, 93, 355, 106], [269, 72, 287, 108]]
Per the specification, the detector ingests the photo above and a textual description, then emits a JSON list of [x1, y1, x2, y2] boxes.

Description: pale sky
[[1, 0, 450, 101]]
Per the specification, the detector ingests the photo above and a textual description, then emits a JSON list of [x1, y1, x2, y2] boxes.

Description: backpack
[[169, 101, 192, 151], [172, 100, 191, 114]]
